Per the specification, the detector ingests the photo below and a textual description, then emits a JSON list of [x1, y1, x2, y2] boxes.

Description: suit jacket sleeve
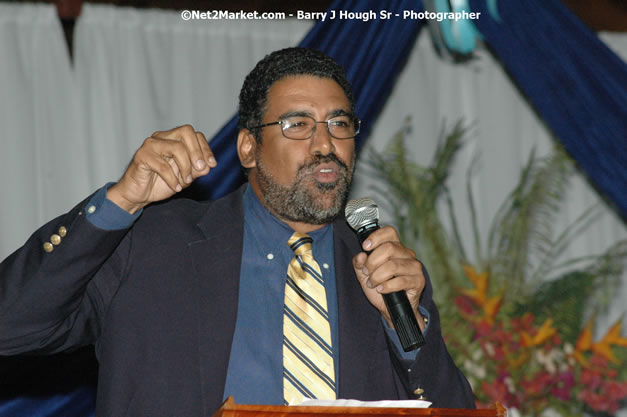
[[389, 266, 475, 408], [0, 193, 131, 355]]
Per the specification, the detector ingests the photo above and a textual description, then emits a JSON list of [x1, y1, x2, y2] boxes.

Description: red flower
[[578, 390, 611, 413], [551, 371, 574, 401], [580, 368, 602, 390], [604, 380, 627, 402], [454, 295, 475, 315], [521, 371, 553, 396], [481, 378, 521, 410], [589, 354, 609, 368], [511, 313, 535, 333], [475, 320, 493, 339]]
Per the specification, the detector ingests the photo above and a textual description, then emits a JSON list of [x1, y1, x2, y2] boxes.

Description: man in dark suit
[[0, 48, 474, 416]]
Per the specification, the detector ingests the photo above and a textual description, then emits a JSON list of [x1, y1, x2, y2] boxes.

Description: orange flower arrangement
[[449, 265, 627, 416]]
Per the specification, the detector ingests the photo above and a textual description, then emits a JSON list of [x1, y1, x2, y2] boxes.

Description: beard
[[255, 151, 355, 225]]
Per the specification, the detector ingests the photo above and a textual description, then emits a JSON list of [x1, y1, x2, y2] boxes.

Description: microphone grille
[[345, 197, 379, 230]]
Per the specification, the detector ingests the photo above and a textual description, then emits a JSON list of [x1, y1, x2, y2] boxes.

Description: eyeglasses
[[249, 114, 361, 140]]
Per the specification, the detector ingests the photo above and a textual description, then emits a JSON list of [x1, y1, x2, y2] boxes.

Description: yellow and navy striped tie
[[283, 232, 336, 405]]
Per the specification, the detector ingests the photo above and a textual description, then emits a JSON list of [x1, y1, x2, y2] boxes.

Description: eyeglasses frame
[[248, 114, 361, 140]]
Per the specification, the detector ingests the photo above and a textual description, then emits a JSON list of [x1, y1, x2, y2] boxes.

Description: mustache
[[298, 153, 350, 175]]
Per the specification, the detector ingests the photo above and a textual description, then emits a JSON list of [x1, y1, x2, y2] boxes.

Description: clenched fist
[[107, 125, 217, 213]]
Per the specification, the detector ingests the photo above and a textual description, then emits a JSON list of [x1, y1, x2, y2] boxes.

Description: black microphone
[[345, 197, 425, 351]]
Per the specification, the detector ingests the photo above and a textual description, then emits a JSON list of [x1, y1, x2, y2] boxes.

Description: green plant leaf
[[511, 270, 595, 343]]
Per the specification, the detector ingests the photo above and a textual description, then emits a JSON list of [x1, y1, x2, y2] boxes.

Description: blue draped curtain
[[469, 0, 627, 218], [0, 388, 95, 417]]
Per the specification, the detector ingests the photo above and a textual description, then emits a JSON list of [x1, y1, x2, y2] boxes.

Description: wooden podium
[[213, 397, 506, 417]]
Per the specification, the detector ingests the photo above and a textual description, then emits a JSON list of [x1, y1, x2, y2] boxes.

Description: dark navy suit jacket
[[0, 186, 474, 416]]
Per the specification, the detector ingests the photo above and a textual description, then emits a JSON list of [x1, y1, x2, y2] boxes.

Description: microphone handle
[[357, 223, 425, 351]]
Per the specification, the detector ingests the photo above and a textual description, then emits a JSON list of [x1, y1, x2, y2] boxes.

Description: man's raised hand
[[107, 125, 216, 214]]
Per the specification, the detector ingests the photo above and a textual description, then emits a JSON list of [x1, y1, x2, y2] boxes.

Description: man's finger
[[373, 272, 425, 295], [142, 137, 194, 186], [366, 258, 421, 287], [162, 142, 195, 185], [168, 125, 207, 173], [352, 253, 369, 281], [363, 241, 416, 276], [361, 226, 401, 251], [195, 131, 217, 170], [144, 154, 184, 193]]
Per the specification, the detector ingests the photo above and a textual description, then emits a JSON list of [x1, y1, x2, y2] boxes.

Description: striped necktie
[[283, 232, 336, 405]]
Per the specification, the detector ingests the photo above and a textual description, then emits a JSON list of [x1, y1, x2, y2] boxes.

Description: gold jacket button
[[50, 234, 62, 245], [58, 226, 67, 237], [43, 242, 54, 253], [413, 387, 424, 395]]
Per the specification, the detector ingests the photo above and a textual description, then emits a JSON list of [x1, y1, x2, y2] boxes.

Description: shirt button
[[87, 205, 96, 214], [323, 263, 329, 269], [267, 253, 274, 260]]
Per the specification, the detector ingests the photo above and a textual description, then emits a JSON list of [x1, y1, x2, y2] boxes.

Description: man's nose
[[309, 122, 335, 155]]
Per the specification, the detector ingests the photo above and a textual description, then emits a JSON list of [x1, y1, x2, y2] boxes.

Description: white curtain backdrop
[[0, 3, 89, 256], [1, 3, 625, 339]]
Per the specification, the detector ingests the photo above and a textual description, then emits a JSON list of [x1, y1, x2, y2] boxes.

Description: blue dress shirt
[[223, 186, 338, 405]]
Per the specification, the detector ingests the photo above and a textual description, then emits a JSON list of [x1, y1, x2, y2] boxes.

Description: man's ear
[[237, 129, 257, 169]]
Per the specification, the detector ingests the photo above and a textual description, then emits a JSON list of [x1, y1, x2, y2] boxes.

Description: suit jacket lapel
[[334, 219, 383, 399], [188, 187, 245, 416]]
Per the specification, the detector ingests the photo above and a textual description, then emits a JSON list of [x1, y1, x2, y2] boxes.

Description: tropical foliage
[[367, 120, 627, 416]]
